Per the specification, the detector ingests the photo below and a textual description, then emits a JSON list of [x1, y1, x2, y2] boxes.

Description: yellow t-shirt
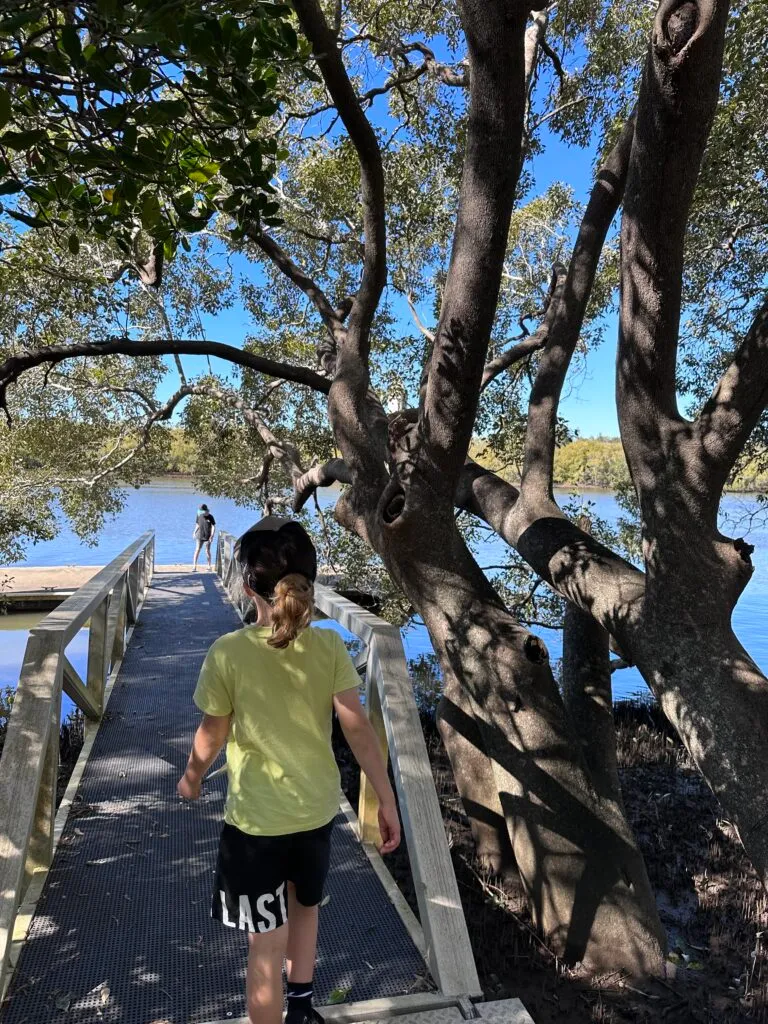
[[193, 624, 360, 836]]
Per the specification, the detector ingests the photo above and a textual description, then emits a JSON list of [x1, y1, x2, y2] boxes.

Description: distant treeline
[[161, 429, 197, 475], [475, 437, 768, 493], [158, 429, 767, 493]]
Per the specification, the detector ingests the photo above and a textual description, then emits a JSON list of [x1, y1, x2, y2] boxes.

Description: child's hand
[[378, 801, 401, 855], [177, 772, 201, 801]]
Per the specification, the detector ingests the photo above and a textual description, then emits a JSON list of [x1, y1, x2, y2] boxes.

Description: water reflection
[[0, 611, 88, 719]]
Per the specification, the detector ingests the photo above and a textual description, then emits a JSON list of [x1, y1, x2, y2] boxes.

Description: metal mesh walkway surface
[[1, 572, 429, 1024]]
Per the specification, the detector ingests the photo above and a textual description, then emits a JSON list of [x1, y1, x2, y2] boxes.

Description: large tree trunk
[[561, 526, 623, 809], [377, 508, 666, 976], [628, 550, 768, 891], [437, 678, 517, 881]]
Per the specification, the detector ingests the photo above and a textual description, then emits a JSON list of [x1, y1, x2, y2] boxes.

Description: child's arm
[[333, 688, 401, 854], [177, 713, 230, 800]]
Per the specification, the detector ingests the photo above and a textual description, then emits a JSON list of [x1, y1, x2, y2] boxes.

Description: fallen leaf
[[328, 988, 351, 1005], [55, 993, 71, 1011]]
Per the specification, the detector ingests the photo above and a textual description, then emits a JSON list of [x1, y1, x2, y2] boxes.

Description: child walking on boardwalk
[[177, 516, 401, 1024]]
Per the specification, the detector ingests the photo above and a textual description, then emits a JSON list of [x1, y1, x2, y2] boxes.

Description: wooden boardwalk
[[0, 571, 431, 1023], [0, 538, 534, 1024]]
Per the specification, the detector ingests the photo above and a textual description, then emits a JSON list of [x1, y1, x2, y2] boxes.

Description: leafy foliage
[[0, 0, 298, 258]]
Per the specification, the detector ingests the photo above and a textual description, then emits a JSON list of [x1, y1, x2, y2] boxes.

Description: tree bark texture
[[437, 678, 517, 881], [369, 500, 666, 976], [561, 599, 623, 810]]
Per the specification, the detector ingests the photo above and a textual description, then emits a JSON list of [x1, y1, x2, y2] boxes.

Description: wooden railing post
[[358, 664, 389, 845], [126, 558, 139, 624], [24, 683, 61, 891], [0, 632, 62, 982], [86, 594, 110, 717], [111, 576, 128, 663], [138, 547, 147, 599]]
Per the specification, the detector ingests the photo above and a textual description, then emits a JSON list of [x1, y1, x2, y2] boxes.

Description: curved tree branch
[[292, 0, 386, 368], [695, 294, 768, 499], [246, 226, 347, 349], [455, 459, 645, 643], [482, 263, 567, 391], [521, 117, 635, 497], [0, 337, 331, 423], [293, 458, 353, 512], [617, 0, 729, 498], [292, 0, 389, 496]]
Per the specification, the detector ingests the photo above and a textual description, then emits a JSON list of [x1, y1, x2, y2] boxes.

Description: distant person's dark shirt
[[196, 512, 216, 542]]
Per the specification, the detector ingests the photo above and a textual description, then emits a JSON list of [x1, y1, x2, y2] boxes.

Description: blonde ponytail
[[268, 573, 314, 649]]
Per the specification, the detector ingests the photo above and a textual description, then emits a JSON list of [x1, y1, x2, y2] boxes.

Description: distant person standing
[[193, 504, 216, 571]]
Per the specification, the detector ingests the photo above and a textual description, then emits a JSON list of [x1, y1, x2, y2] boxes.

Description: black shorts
[[212, 820, 334, 934]]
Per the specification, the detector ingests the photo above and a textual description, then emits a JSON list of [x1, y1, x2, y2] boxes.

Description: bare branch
[[522, 117, 635, 497], [530, 96, 587, 132], [396, 42, 470, 88], [540, 37, 565, 89], [292, 0, 389, 493], [53, 383, 195, 488], [0, 338, 331, 424], [696, 295, 768, 497], [246, 226, 346, 348], [292, 0, 386, 369], [293, 458, 353, 512], [419, 0, 532, 492], [481, 264, 567, 390], [403, 291, 435, 343]]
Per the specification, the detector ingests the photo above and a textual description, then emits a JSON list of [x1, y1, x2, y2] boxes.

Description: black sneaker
[[285, 1008, 325, 1024]]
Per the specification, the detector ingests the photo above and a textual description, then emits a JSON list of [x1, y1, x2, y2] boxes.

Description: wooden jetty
[[0, 532, 534, 1024]]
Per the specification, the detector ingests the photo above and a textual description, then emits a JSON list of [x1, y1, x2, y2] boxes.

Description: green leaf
[[9, 209, 49, 228], [188, 162, 219, 184], [0, 129, 46, 150], [130, 66, 152, 93], [60, 25, 82, 62], [0, 179, 23, 196], [328, 988, 351, 1005], [68, 232, 80, 255], [0, 88, 11, 129], [141, 191, 161, 229]]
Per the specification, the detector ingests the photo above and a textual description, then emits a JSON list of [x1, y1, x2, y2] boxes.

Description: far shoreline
[[144, 473, 765, 498]]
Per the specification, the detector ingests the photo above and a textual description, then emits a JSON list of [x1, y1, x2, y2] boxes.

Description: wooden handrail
[[215, 531, 481, 999], [33, 532, 154, 643], [0, 532, 155, 990]]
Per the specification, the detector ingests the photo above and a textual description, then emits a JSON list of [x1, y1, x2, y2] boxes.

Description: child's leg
[[285, 881, 319, 981], [193, 540, 202, 569], [247, 923, 289, 1024]]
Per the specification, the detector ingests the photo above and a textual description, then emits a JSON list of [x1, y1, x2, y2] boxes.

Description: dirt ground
[[335, 702, 768, 1024]]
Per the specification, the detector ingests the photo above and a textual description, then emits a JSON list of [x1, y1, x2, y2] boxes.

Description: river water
[[2, 478, 766, 709]]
